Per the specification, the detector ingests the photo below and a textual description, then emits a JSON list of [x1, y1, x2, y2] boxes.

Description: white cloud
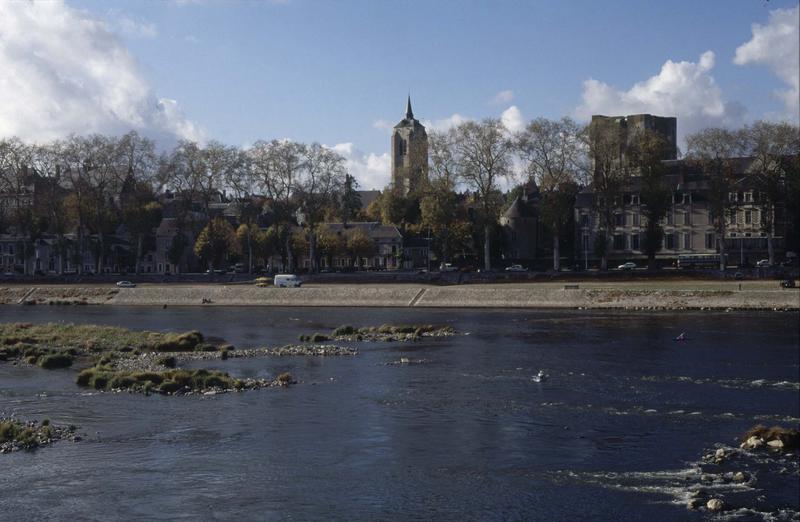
[[734, 5, 799, 121], [500, 105, 524, 134], [372, 119, 394, 134], [0, 0, 203, 146], [421, 113, 472, 133], [329, 143, 391, 190], [114, 15, 157, 39], [575, 51, 746, 145], [491, 90, 515, 105]]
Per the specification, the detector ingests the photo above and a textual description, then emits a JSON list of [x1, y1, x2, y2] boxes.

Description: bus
[[677, 254, 727, 269]]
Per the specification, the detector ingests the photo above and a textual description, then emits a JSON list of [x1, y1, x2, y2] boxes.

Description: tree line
[[0, 118, 797, 275]]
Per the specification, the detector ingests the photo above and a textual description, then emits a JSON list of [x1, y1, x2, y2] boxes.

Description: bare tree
[[587, 123, 629, 270], [299, 143, 347, 272], [453, 119, 514, 271], [743, 121, 800, 265], [248, 140, 306, 270], [516, 117, 585, 270], [685, 128, 748, 270]]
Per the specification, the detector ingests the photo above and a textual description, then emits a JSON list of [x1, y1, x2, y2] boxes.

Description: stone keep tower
[[391, 96, 428, 196]]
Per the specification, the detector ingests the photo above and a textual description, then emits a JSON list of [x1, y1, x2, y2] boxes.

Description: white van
[[273, 274, 302, 288]]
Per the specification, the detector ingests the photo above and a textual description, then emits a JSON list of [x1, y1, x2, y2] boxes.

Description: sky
[[0, 0, 798, 189]]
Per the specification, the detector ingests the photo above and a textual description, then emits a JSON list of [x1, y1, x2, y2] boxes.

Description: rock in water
[[741, 436, 764, 449], [732, 471, 747, 483], [767, 439, 784, 449], [706, 498, 725, 512]]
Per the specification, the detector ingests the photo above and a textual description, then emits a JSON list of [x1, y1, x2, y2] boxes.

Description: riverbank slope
[[2, 282, 797, 310]]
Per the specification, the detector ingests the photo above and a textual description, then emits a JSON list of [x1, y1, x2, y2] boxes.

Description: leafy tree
[[167, 233, 188, 270], [339, 174, 362, 225], [315, 225, 346, 269], [121, 183, 162, 274], [346, 228, 376, 269], [194, 217, 239, 270], [236, 223, 261, 274]]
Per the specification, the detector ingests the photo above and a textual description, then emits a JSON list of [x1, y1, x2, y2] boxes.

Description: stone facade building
[[575, 114, 785, 267], [391, 96, 428, 196]]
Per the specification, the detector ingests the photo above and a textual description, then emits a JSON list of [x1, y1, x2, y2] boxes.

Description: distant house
[[500, 181, 541, 262], [292, 222, 403, 271]]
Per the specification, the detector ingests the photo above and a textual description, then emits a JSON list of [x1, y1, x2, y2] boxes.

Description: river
[[1, 307, 798, 521]]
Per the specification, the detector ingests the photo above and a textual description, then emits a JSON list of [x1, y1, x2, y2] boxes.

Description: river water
[[1, 307, 798, 521]]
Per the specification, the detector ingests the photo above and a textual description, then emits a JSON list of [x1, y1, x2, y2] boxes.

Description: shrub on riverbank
[[332, 325, 355, 336], [76, 366, 243, 394], [0, 418, 78, 453], [300, 324, 457, 342], [0, 323, 233, 362]]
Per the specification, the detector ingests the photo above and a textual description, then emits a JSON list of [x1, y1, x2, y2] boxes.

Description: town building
[[575, 114, 786, 267]]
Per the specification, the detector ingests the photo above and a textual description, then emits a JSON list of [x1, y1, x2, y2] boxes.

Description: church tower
[[391, 96, 428, 196]]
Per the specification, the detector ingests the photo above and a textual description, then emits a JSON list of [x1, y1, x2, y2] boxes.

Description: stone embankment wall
[[107, 285, 799, 310], [2, 285, 798, 310]]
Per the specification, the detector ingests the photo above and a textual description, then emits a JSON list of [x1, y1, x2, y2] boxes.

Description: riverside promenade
[[2, 281, 798, 310]]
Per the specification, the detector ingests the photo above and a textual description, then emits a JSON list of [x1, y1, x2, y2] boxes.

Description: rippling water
[[1, 307, 798, 521]]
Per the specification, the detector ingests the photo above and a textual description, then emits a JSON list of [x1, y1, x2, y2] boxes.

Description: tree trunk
[[718, 229, 726, 271], [483, 224, 491, 271], [767, 220, 774, 266], [248, 233, 253, 275], [552, 223, 560, 272], [309, 231, 317, 273], [286, 237, 293, 272], [648, 252, 657, 271], [136, 234, 143, 275], [600, 254, 608, 271]]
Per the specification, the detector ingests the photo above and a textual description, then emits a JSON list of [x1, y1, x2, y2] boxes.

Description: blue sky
[[1, 0, 798, 188]]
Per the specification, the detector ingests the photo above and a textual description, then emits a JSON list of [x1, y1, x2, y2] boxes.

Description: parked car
[[756, 259, 771, 268], [617, 262, 636, 270], [779, 279, 796, 288], [255, 276, 272, 287], [273, 274, 302, 288], [115, 281, 136, 288], [440, 263, 458, 272], [505, 264, 527, 272]]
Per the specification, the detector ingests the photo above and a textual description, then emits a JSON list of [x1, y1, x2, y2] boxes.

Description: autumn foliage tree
[[194, 217, 240, 270]]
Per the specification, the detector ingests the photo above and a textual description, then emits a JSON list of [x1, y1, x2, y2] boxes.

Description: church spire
[[405, 95, 414, 120]]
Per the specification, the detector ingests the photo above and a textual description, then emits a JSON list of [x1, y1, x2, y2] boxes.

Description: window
[[667, 212, 674, 225], [683, 212, 691, 226], [614, 213, 625, 227], [632, 213, 640, 227], [683, 233, 692, 250], [613, 234, 625, 250], [705, 233, 715, 250], [665, 233, 675, 250], [631, 233, 640, 250], [580, 214, 589, 227], [631, 194, 640, 205], [745, 210, 752, 224], [744, 192, 753, 203]]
